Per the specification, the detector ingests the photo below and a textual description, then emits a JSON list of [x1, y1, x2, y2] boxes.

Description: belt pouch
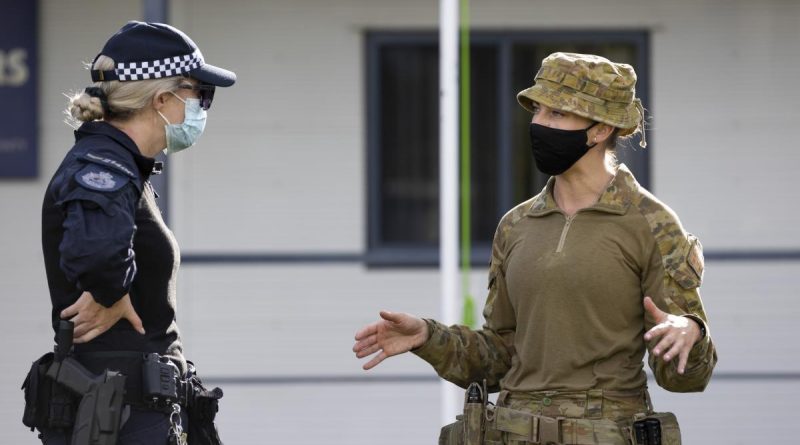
[[439, 416, 466, 445], [630, 412, 681, 445], [463, 382, 485, 445], [186, 363, 224, 445], [21, 352, 78, 431], [21, 352, 53, 430]]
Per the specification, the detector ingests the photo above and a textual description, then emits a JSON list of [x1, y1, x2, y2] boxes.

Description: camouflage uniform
[[414, 53, 717, 444]]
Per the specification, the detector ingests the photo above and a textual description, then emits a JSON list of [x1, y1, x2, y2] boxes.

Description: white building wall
[[1, 0, 798, 443]]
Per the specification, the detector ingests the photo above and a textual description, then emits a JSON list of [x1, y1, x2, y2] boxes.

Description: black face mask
[[529, 122, 598, 175]]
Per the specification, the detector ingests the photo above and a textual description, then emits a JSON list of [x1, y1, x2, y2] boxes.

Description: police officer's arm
[[58, 182, 140, 307], [409, 226, 516, 391], [56, 176, 147, 342], [641, 233, 717, 392]]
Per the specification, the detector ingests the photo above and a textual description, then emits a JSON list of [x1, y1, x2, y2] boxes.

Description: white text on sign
[[0, 49, 29, 87]]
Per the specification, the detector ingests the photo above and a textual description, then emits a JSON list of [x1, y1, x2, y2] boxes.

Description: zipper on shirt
[[556, 214, 575, 253]]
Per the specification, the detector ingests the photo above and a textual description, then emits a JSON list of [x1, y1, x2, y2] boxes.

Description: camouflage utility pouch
[[440, 382, 487, 445], [439, 416, 465, 445], [629, 412, 681, 445]]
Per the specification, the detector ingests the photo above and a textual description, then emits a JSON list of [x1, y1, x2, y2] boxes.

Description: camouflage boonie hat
[[517, 52, 644, 140]]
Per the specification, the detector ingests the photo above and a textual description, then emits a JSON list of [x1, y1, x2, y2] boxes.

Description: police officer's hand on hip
[[60, 291, 145, 344]]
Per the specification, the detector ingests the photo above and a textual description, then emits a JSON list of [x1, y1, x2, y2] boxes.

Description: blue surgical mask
[[158, 91, 207, 155]]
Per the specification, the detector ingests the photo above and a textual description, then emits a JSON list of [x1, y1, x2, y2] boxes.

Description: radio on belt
[[142, 353, 178, 401]]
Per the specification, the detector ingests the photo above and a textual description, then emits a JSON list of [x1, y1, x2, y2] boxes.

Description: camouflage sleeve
[[412, 226, 516, 391], [642, 231, 718, 392]]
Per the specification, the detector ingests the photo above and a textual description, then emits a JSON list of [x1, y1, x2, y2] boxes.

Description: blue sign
[[0, 0, 37, 178]]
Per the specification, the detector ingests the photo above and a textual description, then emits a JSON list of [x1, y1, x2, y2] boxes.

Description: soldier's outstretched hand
[[353, 311, 429, 370], [643, 296, 702, 375]]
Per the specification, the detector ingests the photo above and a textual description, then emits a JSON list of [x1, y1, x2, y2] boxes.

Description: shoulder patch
[[686, 234, 704, 280], [80, 152, 137, 179], [74, 165, 129, 192], [664, 233, 704, 289]]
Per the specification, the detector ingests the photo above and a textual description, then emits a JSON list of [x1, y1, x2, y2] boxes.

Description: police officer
[[353, 53, 717, 444], [39, 21, 235, 444]]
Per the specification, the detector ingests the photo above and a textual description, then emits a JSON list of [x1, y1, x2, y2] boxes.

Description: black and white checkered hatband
[[92, 49, 204, 82]]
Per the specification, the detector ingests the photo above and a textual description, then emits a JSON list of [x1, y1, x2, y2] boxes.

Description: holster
[[22, 321, 128, 445]]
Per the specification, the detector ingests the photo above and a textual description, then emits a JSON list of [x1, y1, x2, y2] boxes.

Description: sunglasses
[[177, 83, 216, 110]]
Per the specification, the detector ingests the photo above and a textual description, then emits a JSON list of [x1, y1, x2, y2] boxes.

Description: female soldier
[[39, 21, 234, 444], [353, 52, 717, 444]]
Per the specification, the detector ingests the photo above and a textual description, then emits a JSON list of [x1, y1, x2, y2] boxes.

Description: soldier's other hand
[[352, 311, 429, 370], [642, 296, 701, 375], [60, 292, 146, 343]]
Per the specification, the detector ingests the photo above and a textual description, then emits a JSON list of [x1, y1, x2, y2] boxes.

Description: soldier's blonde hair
[[607, 104, 648, 152], [604, 122, 646, 169], [67, 55, 183, 123]]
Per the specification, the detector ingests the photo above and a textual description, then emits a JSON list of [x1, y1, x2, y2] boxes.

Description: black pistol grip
[[55, 320, 74, 362], [50, 357, 101, 395]]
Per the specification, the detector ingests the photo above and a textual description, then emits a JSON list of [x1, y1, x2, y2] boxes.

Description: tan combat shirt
[[414, 164, 717, 394]]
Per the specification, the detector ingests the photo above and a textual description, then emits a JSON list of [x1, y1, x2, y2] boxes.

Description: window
[[366, 31, 650, 266]]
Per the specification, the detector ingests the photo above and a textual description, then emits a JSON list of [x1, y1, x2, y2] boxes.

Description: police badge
[[74, 165, 128, 192], [82, 171, 116, 189]]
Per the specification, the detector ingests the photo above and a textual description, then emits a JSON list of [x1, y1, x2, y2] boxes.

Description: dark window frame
[[365, 30, 651, 267]]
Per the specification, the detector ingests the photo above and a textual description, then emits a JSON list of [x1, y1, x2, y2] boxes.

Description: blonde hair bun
[[68, 90, 106, 122]]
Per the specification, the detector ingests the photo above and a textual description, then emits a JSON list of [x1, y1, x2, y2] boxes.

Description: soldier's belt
[[489, 405, 597, 445]]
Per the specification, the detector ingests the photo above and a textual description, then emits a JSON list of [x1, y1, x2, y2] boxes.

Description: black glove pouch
[[186, 363, 224, 445], [21, 352, 78, 431]]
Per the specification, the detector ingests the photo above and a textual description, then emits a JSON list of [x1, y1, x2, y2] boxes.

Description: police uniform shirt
[[41, 121, 185, 374]]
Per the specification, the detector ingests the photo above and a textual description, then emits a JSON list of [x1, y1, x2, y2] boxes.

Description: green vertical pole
[[459, 0, 475, 328]]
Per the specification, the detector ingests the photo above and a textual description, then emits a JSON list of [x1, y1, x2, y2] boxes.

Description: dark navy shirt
[[41, 121, 185, 373]]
